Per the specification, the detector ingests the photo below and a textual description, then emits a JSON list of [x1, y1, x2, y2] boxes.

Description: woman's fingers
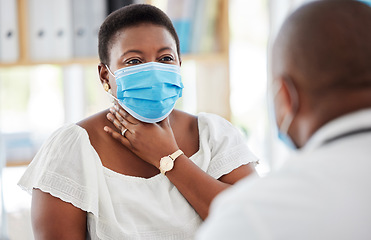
[[114, 104, 140, 125], [108, 108, 135, 130], [103, 126, 132, 148], [113, 109, 125, 123], [107, 112, 125, 131]]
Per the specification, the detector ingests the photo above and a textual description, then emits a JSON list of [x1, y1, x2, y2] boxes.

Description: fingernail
[[103, 126, 109, 132], [114, 104, 119, 111]]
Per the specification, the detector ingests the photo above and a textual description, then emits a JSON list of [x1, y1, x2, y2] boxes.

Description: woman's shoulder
[[196, 112, 247, 149], [41, 123, 87, 150], [197, 112, 231, 124], [77, 108, 110, 132], [76, 108, 117, 156], [196, 112, 237, 135], [171, 109, 198, 129], [171, 110, 235, 135]]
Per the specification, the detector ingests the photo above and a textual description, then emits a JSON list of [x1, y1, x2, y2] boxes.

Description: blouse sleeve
[[17, 124, 99, 216], [198, 113, 259, 179]]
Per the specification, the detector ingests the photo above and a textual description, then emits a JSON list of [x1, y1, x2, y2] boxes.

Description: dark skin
[[31, 23, 255, 239]]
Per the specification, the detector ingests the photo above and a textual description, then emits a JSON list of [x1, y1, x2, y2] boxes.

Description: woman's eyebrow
[[157, 47, 174, 53], [121, 49, 143, 58], [120, 47, 174, 58]]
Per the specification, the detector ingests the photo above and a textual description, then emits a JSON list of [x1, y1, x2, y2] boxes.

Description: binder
[[190, 0, 207, 53], [51, 0, 73, 60], [133, 0, 146, 4], [72, 0, 90, 58], [200, 0, 219, 53], [86, 0, 107, 57], [0, 0, 19, 62], [190, 0, 219, 54], [166, 0, 196, 54], [72, 0, 108, 58], [107, 0, 134, 14], [28, 0, 54, 61]]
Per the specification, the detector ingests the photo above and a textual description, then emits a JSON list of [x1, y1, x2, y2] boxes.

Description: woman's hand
[[104, 104, 179, 168]]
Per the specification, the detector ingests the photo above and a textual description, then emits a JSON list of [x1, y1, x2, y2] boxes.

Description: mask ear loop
[[104, 65, 120, 103], [105, 64, 115, 78]]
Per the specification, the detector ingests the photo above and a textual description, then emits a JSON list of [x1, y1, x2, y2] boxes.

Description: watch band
[[169, 149, 184, 161]]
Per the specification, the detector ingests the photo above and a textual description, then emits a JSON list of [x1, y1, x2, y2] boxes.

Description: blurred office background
[[0, 0, 311, 239]]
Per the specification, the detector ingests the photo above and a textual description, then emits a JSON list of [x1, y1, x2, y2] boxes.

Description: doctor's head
[[97, 4, 181, 97], [271, 0, 371, 148]]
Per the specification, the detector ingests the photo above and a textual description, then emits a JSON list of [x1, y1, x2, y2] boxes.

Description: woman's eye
[[127, 59, 141, 64], [160, 56, 174, 62]]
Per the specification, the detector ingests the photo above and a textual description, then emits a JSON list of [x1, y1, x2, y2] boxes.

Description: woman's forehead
[[112, 23, 176, 50]]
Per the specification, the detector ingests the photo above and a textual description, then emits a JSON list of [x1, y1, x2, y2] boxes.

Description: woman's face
[[102, 23, 180, 96]]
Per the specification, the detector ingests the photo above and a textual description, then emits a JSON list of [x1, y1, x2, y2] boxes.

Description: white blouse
[[18, 112, 258, 240]]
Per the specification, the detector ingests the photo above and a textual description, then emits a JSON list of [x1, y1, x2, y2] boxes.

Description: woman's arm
[[161, 155, 255, 219], [31, 189, 87, 240], [103, 106, 256, 220]]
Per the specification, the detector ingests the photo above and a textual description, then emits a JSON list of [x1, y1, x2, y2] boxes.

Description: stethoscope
[[323, 127, 371, 145]]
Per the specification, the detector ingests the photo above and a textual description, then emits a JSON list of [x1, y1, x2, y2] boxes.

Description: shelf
[[6, 160, 32, 167]]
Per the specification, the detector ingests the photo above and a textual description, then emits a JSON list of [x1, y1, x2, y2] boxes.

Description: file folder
[[86, 0, 107, 57], [0, 0, 19, 62], [167, 0, 196, 54], [52, 0, 73, 60], [72, 0, 90, 58], [72, 0, 108, 58], [107, 0, 134, 14], [190, 0, 207, 53], [28, 0, 54, 61]]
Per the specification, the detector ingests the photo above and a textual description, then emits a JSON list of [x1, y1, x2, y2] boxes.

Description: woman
[[18, 4, 258, 239]]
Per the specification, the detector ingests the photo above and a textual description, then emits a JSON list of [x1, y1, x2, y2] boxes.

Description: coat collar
[[302, 108, 371, 152]]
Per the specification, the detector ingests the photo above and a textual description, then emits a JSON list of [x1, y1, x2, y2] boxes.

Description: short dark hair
[[98, 4, 180, 65]]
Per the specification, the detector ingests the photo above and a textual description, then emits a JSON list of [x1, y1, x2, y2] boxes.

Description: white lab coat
[[197, 108, 371, 240]]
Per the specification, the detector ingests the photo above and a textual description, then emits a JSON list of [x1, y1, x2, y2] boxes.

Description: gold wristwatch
[[159, 150, 184, 175]]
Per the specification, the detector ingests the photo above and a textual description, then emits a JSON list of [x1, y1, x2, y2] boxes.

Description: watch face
[[160, 156, 174, 172]]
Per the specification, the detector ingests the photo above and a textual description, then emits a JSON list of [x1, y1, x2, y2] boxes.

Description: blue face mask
[[106, 62, 184, 123], [277, 113, 297, 150]]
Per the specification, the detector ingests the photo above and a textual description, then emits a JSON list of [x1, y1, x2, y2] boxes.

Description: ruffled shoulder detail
[[197, 113, 259, 179], [18, 124, 100, 215]]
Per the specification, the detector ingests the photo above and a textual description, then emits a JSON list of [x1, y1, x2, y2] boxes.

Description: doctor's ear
[[275, 75, 299, 117], [282, 75, 299, 112]]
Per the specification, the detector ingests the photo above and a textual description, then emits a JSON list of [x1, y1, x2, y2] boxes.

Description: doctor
[[107, 0, 371, 239], [196, 0, 371, 239]]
